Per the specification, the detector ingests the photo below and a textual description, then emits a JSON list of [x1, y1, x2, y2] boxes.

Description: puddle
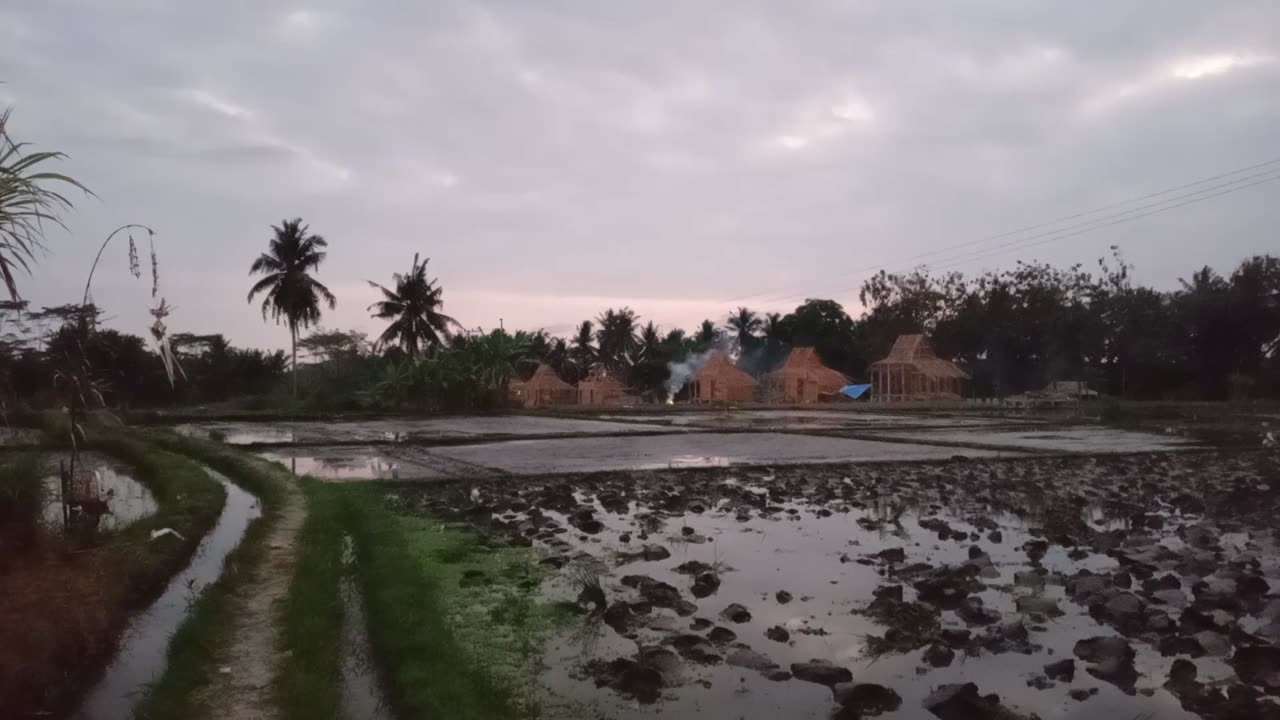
[[1, 427, 42, 446], [259, 446, 483, 481], [175, 416, 680, 447], [429, 433, 1021, 475], [40, 454, 158, 533], [402, 451, 1280, 719], [69, 467, 262, 720], [340, 535, 393, 720]]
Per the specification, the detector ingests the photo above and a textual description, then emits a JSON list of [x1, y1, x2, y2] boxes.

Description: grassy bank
[[280, 484, 578, 720], [0, 429, 226, 719], [130, 431, 292, 720], [277, 479, 345, 720]]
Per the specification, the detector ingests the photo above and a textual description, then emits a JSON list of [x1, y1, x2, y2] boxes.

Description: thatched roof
[[513, 363, 573, 392], [870, 334, 969, 380], [580, 367, 624, 390], [771, 347, 848, 387], [691, 350, 756, 388]]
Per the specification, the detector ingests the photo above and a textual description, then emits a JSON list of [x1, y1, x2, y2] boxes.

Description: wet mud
[[395, 450, 1280, 719]]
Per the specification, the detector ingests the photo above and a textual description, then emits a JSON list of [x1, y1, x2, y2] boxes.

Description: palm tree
[[0, 108, 89, 301], [368, 253, 456, 360], [763, 312, 785, 344], [726, 306, 762, 354], [693, 319, 720, 351], [638, 321, 662, 361], [247, 218, 336, 398], [596, 307, 640, 372], [570, 320, 596, 381]]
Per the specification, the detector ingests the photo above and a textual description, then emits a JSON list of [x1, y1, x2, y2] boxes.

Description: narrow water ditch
[[69, 467, 261, 720], [340, 534, 393, 720]]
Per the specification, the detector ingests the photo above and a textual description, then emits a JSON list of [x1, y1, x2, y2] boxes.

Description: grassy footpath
[[1, 428, 226, 718], [130, 430, 292, 720], [277, 479, 345, 720], [352, 488, 581, 719]]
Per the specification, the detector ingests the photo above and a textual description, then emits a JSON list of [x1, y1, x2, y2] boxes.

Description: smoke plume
[[665, 350, 713, 397]]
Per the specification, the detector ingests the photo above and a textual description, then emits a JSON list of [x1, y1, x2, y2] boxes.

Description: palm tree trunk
[[291, 321, 298, 399]]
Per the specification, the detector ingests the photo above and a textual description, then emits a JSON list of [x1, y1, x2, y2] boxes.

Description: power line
[[761, 169, 1280, 306], [721, 154, 1280, 307]]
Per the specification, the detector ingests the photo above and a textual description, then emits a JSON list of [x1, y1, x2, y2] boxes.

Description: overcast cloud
[[3, 0, 1278, 347]]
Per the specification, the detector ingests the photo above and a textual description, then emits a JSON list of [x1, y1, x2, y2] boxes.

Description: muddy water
[[407, 452, 1280, 719], [430, 433, 1021, 475], [259, 445, 486, 481], [69, 468, 261, 720], [40, 454, 158, 532], [340, 536, 393, 720], [176, 415, 680, 447], [871, 427, 1196, 454]]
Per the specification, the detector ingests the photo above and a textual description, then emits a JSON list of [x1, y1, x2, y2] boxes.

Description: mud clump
[[923, 682, 1031, 719], [720, 603, 752, 623], [765, 625, 790, 643], [790, 659, 852, 687], [833, 682, 902, 718]]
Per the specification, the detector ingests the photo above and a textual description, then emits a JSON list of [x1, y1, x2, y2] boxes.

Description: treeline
[[3, 252, 1277, 411]]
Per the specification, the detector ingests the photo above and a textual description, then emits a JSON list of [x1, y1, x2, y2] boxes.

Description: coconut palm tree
[[638, 321, 662, 361], [596, 307, 640, 372], [570, 320, 596, 381], [726, 306, 762, 354], [367, 253, 456, 360], [247, 218, 336, 398], [693, 319, 721, 351], [0, 108, 89, 301]]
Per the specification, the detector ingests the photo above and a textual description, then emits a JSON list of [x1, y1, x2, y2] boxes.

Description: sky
[[2, 0, 1279, 350]]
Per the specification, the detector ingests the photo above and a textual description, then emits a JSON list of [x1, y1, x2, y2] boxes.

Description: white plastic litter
[[150, 527, 185, 542]]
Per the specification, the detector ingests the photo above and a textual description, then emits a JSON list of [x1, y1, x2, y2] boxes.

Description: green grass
[[282, 485, 579, 720], [1, 427, 227, 719], [277, 479, 345, 720], [129, 431, 293, 720]]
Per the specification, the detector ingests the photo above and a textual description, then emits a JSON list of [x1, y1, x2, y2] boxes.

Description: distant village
[[510, 334, 971, 408]]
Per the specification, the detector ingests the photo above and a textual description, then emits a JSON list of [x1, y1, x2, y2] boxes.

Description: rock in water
[[790, 659, 853, 687]]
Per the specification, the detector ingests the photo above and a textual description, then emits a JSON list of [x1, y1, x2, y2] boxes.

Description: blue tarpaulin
[[840, 384, 871, 399]]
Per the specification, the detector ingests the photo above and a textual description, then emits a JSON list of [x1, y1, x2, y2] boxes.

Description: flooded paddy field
[[595, 409, 1042, 431], [174, 415, 683, 446], [260, 433, 1025, 480], [391, 451, 1280, 719]]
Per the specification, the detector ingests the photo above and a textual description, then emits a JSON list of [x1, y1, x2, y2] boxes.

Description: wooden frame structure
[[870, 334, 968, 402], [767, 347, 848, 403], [578, 367, 626, 406], [509, 363, 576, 408], [686, 350, 755, 403]]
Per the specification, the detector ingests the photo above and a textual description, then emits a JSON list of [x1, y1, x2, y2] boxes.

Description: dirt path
[[195, 478, 305, 720]]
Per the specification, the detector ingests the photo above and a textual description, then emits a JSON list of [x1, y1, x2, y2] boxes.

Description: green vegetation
[[280, 484, 577, 720], [0, 107, 89, 302], [0, 428, 225, 718], [0, 452, 47, 566], [248, 218, 337, 399], [368, 252, 457, 358], [131, 431, 290, 720], [277, 480, 345, 720]]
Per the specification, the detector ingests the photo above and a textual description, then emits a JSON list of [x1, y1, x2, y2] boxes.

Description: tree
[[692, 319, 721, 351], [368, 253, 456, 359], [247, 218, 336, 398], [725, 307, 762, 356], [569, 320, 596, 382], [777, 299, 866, 377], [0, 108, 89, 301], [596, 308, 640, 374]]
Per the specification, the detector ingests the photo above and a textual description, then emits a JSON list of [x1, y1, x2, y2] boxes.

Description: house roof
[[870, 334, 970, 380], [580, 367, 624, 388], [771, 347, 848, 386], [691, 350, 756, 386], [514, 363, 573, 390]]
